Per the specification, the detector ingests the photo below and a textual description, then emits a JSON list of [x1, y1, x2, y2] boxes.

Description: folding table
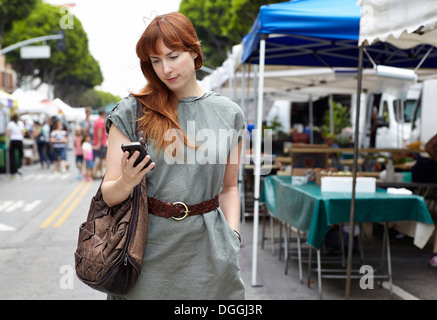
[[260, 175, 435, 298]]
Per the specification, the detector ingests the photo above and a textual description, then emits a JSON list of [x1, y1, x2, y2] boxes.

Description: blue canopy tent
[[242, 0, 437, 294], [242, 0, 437, 68]]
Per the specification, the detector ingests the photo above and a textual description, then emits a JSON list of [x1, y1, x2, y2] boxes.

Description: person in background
[[80, 106, 94, 142], [92, 108, 107, 179], [6, 114, 25, 176], [73, 127, 84, 180], [81, 133, 94, 182], [50, 121, 69, 174], [32, 120, 49, 170], [425, 133, 437, 267], [425, 134, 437, 162], [42, 117, 53, 169]]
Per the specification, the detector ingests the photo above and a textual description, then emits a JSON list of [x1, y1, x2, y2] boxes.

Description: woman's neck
[[174, 82, 205, 100]]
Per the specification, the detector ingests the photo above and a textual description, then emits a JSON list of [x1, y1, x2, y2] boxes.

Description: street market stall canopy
[[11, 89, 85, 122], [0, 90, 17, 109], [359, 0, 437, 49], [242, 0, 437, 69], [12, 89, 59, 116], [51, 98, 86, 122]]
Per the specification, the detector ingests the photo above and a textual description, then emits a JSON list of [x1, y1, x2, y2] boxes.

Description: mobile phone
[[121, 142, 153, 169]]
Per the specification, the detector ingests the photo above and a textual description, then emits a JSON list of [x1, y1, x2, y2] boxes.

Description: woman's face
[[150, 39, 198, 98]]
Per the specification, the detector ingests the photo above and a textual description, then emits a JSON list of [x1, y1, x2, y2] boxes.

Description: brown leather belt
[[148, 196, 219, 221]]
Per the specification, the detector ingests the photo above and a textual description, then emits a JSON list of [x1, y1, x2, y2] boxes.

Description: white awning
[[359, 0, 437, 49]]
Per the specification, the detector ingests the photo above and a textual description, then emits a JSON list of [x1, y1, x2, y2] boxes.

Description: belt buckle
[[171, 201, 189, 221]]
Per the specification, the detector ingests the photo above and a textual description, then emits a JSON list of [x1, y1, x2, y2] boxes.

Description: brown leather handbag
[[74, 97, 148, 296], [74, 175, 148, 295]]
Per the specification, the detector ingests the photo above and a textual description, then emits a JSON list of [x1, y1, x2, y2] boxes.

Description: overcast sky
[[45, 0, 182, 97]]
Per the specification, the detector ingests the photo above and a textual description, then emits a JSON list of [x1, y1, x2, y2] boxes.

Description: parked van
[[362, 80, 434, 149], [409, 79, 437, 147]]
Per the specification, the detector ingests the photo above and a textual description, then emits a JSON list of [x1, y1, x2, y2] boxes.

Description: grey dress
[[105, 92, 247, 300]]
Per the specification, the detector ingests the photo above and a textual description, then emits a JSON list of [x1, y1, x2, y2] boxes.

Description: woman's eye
[[170, 55, 179, 59]]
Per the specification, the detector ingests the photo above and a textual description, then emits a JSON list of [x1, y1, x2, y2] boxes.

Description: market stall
[[0, 90, 17, 173], [241, 0, 437, 290]]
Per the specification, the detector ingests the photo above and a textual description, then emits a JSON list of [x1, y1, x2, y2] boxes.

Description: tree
[[76, 89, 122, 108], [180, 0, 233, 71], [2, 1, 103, 105], [0, 0, 38, 41], [179, 0, 283, 72]]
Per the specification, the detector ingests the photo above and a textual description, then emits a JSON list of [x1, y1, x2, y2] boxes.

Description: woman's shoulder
[[112, 94, 138, 113], [206, 91, 238, 106], [201, 91, 245, 115], [105, 94, 138, 141], [203, 91, 247, 131]]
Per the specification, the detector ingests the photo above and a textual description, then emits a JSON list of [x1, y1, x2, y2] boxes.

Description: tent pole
[[345, 44, 364, 299], [329, 95, 334, 134], [240, 64, 247, 225], [309, 95, 314, 144], [252, 37, 266, 287]]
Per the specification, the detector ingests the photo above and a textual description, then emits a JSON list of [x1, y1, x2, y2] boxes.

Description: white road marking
[[0, 200, 42, 213], [0, 223, 15, 231], [381, 281, 420, 300]]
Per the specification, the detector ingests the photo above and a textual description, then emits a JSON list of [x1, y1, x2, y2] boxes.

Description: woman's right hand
[[119, 150, 155, 189], [102, 124, 155, 207]]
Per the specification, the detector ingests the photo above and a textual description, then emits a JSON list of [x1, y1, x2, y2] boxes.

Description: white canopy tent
[[52, 98, 86, 123], [11, 89, 86, 123], [12, 89, 59, 116], [359, 0, 437, 49]]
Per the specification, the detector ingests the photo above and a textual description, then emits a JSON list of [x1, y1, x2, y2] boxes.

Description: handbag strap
[[135, 97, 147, 147]]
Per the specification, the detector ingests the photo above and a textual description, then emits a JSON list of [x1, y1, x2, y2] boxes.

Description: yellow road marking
[[39, 180, 86, 228], [53, 181, 93, 228]]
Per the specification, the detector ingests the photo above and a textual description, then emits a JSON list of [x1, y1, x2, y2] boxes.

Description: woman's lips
[[167, 76, 178, 82]]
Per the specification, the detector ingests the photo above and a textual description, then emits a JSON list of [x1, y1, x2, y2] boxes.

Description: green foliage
[[321, 101, 352, 141], [0, 0, 38, 40], [2, 1, 103, 105], [77, 89, 122, 108], [179, 0, 282, 71], [179, 0, 231, 69]]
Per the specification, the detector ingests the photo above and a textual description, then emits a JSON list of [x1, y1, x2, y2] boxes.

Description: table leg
[[283, 224, 289, 266], [284, 224, 290, 275], [358, 223, 365, 264], [339, 223, 346, 267], [307, 246, 312, 288], [383, 222, 393, 297], [317, 249, 323, 299], [270, 215, 276, 255], [297, 230, 303, 284]]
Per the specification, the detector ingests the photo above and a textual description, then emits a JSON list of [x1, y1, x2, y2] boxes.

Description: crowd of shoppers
[[6, 107, 107, 180]]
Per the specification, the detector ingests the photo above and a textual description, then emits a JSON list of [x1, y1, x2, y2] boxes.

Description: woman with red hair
[[102, 12, 246, 299]]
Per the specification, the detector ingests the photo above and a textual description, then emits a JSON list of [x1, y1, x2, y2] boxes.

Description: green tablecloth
[[260, 175, 435, 249]]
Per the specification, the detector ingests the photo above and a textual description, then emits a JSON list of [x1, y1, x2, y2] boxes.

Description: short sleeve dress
[[106, 91, 247, 300]]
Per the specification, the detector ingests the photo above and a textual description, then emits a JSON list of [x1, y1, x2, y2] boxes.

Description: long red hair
[[132, 12, 202, 153]]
